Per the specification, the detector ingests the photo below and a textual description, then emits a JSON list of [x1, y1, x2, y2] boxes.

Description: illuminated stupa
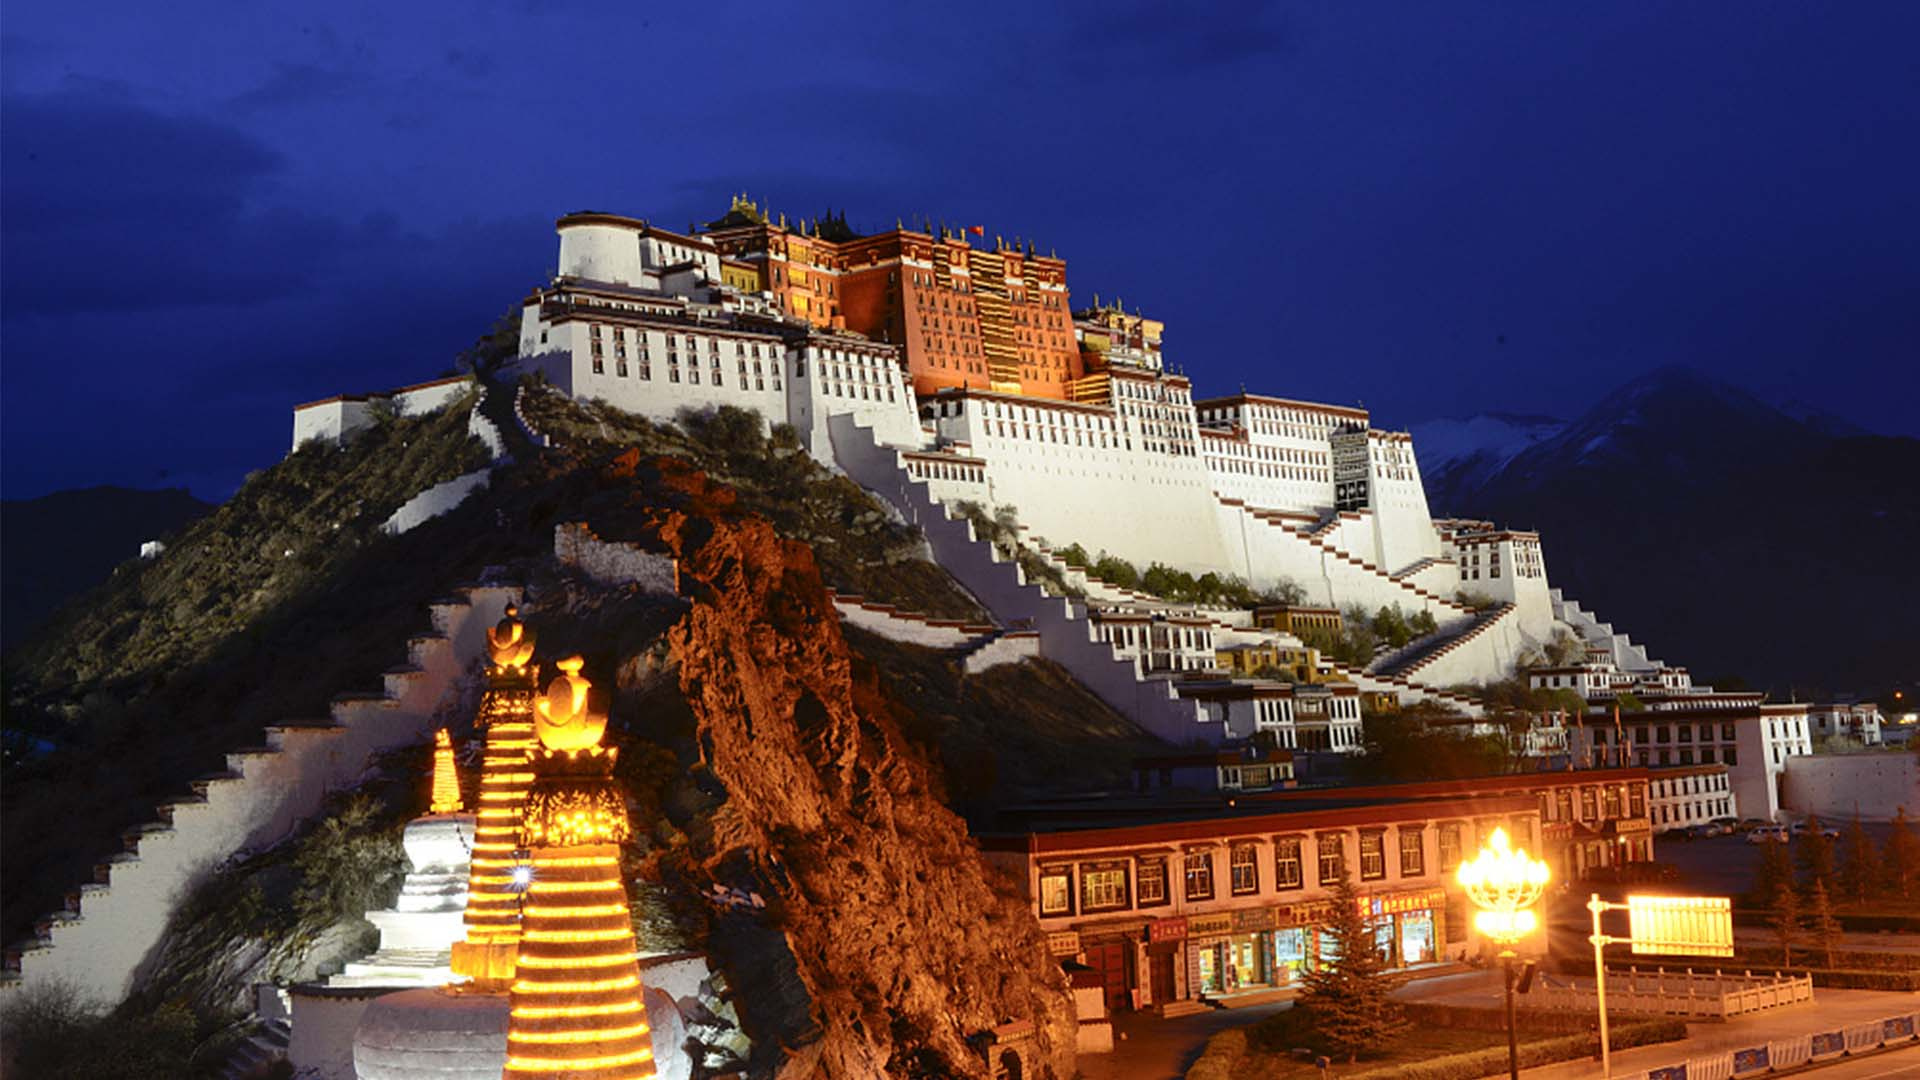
[[503, 655, 656, 1079], [451, 604, 542, 989], [329, 729, 476, 987]]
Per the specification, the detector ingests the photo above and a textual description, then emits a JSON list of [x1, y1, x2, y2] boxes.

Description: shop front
[[1364, 887, 1445, 967], [1189, 912, 1277, 996], [1181, 887, 1450, 1003]]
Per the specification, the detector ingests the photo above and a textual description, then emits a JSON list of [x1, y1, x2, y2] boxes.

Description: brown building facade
[[980, 792, 1542, 1015], [703, 201, 1082, 401]]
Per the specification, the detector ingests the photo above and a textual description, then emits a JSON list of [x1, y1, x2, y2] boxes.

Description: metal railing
[[1530, 966, 1812, 1019]]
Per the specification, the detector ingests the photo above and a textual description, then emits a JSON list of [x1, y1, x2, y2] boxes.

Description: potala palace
[[292, 195, 1897, 831], [481, 195, 1898, 820]]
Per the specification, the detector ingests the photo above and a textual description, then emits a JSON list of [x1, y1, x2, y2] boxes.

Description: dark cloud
[[230, 62, 360, 110], [1, 1, 1916, 503], [0, 92, 308, 313]]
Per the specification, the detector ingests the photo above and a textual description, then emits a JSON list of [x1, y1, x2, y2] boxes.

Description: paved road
[[1076, 969, 1920, 1080], [1077, 1001, 1294, 1080]]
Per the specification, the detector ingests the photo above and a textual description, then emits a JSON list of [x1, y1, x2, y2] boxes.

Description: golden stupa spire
[[429, 728, 462, 814], [504, 655, 655, 1079], [450, 604, 541, 990]]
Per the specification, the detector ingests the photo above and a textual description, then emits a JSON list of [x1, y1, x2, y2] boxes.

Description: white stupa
[[329, 730, 475, 987]]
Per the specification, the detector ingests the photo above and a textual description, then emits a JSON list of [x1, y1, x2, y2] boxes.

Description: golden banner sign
[[1626, 895, 1733, 958], [1187, 913, 1235, 938], [1046, 931, 1082, 957]]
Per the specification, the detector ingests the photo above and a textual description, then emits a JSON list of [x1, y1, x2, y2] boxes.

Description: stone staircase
[[1549, 588, 1660, 672], [1368, 603, 1516, 681], [0, 585, 519, 1007], [1389, 555, 1451, 581], [1235, 502, 1471, 618], [831, 415, 1217, 745], [956, 629, 1042, 674], [1318, 659, 1487, 718], [218, 1016, 292, 1080], [379, 382, 510, 535]]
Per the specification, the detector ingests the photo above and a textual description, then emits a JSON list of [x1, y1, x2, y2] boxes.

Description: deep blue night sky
[[3, 2, 1916, 499]]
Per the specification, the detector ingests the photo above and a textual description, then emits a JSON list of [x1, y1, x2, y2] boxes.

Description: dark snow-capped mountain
[[1410, 412, 1565, 509], [1421, 367, 1919, 697]]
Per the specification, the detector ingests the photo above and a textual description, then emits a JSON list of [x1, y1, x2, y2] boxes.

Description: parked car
[[1683, 823, 1721, 840], [1735, 818, 1772, 833], [1709, 817, 1740, 834], [1790, 821, 1840, 839], [1746, 826, 1789, 844]]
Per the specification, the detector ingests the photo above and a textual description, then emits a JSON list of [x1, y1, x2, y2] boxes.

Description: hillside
[[0, 486, 213, 652], [1, 397, 505, 947], [2, 380, 1137, 1075], [1424, 367, 1920, 695]]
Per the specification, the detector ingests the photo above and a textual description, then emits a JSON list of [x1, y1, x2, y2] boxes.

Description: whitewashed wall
[[832, 415, 1217, 746], [4, 587, 518, 1007], [1783, 754, 1920, 822]]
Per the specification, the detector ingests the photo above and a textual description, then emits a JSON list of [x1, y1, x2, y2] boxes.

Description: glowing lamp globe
[[534, 656, 607, 752], [1455, 827, 1551, 946]]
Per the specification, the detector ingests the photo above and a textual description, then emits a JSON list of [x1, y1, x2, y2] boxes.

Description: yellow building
[[1251, 605, 1343, 638], [719, 257, 762, 294], [1216, 642, 1323, 682]]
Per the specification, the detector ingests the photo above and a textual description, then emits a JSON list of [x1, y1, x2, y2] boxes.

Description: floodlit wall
[[291, 399, 373, 451], [1782, 754, 1920, 822], [553, 523, 677, 593]]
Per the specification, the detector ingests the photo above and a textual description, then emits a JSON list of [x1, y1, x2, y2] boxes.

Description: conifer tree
[[1806, 879, 1841, 969], [1752, 832, 1793, 906], [1839, 813, 1874, 904], [1770, 881, 1802, 967], [1300, 870, 1410, 1063], [1886, 807, 1920, 900], [1796, 815, 1835, 891]]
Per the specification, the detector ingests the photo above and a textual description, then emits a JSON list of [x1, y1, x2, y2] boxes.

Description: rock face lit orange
[[450, 606, 540, 987], [505, 658, 654, 1079]]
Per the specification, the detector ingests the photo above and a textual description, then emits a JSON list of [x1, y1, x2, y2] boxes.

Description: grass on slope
[[518, 379, 984, 621], [0, 399, 513, 948], [5, 396, 490, 698], [843, 627, 1167, 820]]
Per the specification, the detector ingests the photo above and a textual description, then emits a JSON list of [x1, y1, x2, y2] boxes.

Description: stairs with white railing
[[0, 585, 519, 1007], [830, 415, 1218, 745]]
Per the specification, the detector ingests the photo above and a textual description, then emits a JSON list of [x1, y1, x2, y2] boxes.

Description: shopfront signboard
[[1369, 887, 1448, 917], [1276, 901, 1336, 928], [1188, 913, 1235, 939], [1232, 907, 1277, 932], [1046, 931, 1082, 957], [1148, 917, 1188, 944]]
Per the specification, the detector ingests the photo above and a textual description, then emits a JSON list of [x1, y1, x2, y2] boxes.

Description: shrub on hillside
[[522, 390, 981, 619], [0, 982, 201, 1079]]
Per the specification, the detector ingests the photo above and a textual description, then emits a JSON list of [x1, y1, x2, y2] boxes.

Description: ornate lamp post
[[1456, 828, 1551, 1080]]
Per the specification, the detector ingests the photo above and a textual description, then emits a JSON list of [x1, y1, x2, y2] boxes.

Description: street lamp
[[1457, 827, 1551, 1080]]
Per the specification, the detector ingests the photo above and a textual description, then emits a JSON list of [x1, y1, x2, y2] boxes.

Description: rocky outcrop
[[600, 451, 1076, 1079]]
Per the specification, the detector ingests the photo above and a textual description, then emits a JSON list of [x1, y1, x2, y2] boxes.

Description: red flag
[[1614, 704, 1624, 768], [968, 224, 985, 236]]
